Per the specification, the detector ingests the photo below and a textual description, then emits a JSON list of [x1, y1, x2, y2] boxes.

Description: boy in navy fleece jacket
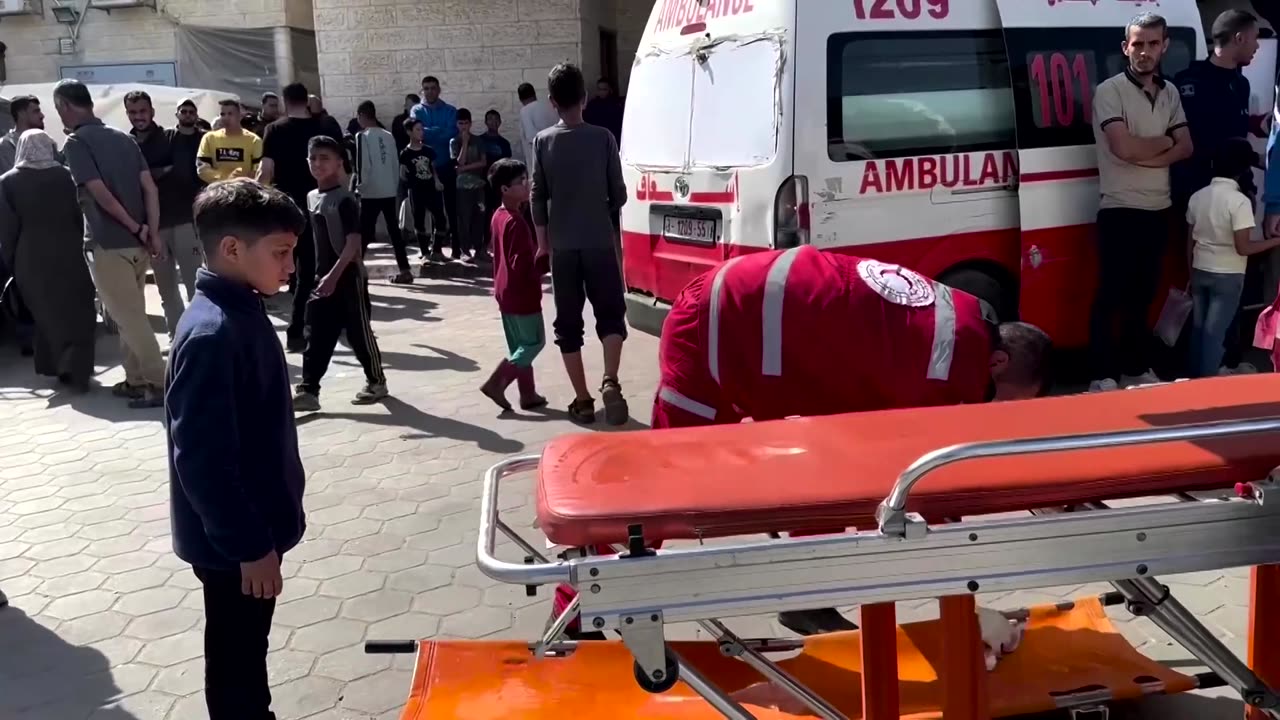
[[166, 178, 306, 720]]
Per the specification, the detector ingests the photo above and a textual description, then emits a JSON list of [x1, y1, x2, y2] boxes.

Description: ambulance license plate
[[663, 216, 716, 244]]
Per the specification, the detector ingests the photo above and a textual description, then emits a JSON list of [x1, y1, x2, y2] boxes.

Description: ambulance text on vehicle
[[619, 0, 1210, 348]]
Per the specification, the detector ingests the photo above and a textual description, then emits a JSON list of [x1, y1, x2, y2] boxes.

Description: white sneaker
[[1234, 362, 1258, 375], [1120, 370, 1160, 388], [1088, 378, 1119, 393]]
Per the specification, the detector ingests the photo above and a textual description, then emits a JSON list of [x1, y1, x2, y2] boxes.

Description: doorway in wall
[[600, 28, 619, 89]]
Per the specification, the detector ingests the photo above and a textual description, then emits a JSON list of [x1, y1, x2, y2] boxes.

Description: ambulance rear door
[[992, 0, 1204, 347]]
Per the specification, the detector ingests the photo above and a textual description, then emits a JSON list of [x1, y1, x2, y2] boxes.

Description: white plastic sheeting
[[0, 82, 237, 146]]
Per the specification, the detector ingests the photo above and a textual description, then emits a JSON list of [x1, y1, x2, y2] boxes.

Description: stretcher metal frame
[[476, 417, 1280, 719]]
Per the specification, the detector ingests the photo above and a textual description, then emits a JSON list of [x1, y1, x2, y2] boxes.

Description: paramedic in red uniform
[[653, 245, 1052, 431], [553, 246, 1052, 639]]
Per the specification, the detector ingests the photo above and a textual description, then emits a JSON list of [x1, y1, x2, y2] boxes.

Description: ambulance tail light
[[774, 175, 810, 249]]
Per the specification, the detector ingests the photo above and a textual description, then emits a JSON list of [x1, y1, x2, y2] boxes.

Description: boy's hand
[[314, 272, 340, 298], [435, 179, 444, 192], [229, 167, 246, 179], [241, 550, 282, 599]]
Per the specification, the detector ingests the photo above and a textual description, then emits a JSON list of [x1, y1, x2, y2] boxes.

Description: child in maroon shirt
[[480, 158, 550, 410]]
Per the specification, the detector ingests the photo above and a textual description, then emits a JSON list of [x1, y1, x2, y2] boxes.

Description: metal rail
[[476, 454, 569, 586], [878, 416, 1280, 534]]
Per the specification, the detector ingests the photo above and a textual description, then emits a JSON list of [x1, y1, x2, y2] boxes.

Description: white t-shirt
[[519, 99, 559, 163], [1187, 177, 1255, 275]]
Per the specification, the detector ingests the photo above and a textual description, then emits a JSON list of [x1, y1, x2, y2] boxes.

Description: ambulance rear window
[[826, 30, 1016, 162], [1003, 26, 1197, 150]]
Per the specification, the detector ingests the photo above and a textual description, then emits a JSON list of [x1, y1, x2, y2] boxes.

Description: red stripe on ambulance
[[656, 0, 756, 33], [858, 151, 1018, 195]]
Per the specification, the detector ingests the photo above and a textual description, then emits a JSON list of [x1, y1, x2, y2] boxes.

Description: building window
[[827, 30, 1016, 162]]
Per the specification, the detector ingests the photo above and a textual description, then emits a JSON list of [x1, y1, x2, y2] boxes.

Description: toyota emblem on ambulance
[[674, 177, 690, 199]]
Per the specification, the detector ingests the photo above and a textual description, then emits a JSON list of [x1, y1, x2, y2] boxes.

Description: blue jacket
[[167, 269, 306, 570], [1266, 122, 1280, 216], [411, 100, 459, 169]]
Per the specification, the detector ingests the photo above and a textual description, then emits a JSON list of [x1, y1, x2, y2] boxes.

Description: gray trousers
[[151, 223, 204, 336]]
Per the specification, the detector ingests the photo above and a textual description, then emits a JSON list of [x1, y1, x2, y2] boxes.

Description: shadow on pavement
[[43, 380, 165, 423], [1108, 692, 1244, 719], [0, 607, 137, 719], [296, 396, 524, 453], [403, 281, 495, 298]]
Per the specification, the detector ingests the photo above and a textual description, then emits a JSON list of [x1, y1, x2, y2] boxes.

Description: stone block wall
[[314, 0, 587, 127]]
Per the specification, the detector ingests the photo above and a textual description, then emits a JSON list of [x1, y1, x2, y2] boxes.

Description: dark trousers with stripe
[[299, 267, 385, 396]]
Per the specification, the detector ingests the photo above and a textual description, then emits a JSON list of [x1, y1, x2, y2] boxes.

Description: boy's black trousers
[[194, 566, 277, 720], [299, 268, 385, 396]]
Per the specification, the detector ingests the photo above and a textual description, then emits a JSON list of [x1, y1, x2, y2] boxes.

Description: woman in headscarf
[[0, 129, 96, 392]]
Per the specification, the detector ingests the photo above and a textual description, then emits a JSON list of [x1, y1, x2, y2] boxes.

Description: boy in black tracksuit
[[167, 179, 308, 720], [292, 136, 389, 411]]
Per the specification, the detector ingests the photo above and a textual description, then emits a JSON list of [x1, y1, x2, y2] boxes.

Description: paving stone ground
[[0, 254, 1260, 719]]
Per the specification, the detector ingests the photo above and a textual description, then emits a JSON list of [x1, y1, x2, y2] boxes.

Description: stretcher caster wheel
[[633, 649, 680, 693]]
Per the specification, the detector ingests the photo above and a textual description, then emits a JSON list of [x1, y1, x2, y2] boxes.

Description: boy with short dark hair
[[531, 62, 630, 424], [450, 108, 489, 261], [292, 136, 389, 411], [481, 158, 548, 410], [167, 178, 308, 720], [400, 117, 449, 267]]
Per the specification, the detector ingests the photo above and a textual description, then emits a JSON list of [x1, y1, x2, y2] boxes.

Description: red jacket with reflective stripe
[[664, 246, 992, 421]]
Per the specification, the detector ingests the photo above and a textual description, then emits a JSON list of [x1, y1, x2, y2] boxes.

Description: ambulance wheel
[[633, 649, 680, 693], [939, 268, 1013, 321]]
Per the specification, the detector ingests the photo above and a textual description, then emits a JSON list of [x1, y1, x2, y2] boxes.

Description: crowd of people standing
[[0, 66, 630, 417]]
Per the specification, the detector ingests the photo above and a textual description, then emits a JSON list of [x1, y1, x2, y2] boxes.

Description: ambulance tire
[[939, 268, 1013, 322]]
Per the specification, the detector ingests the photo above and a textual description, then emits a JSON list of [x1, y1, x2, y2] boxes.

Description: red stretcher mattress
[[536, 376, 1280, 547]]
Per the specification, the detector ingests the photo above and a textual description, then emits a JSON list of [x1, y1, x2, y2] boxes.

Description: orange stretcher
[[392, 597, 1205, 719], [370, 375, 1280, 719]]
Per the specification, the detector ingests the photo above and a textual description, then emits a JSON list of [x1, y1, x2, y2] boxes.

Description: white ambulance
[[619, 0, 1214, 347]]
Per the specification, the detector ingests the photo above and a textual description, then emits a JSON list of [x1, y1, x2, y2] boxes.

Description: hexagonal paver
[[342, 532, 405, 557], [367, 612, 441, 641], [440, 606, 514, 639], [322, 518, 383, 541], [275, 596, 342, 628], [364, 548, 427, 574], [28, 554, 94, 579], [288, 539, 344, 564], [341, 590, 413, 623], [92, 551, 160, 575], [137, 630, 204, 665], [267, 649, 317, 687], [289, 618, 367, 654], [296, 554, 364, 580], [152, 657, 204, 696], [363, 500, 417, 522], [23, 537, 89, 561], [313, 643, 393, 682], [269, 675, 344, 718], [73, 519, 137, 542], [318, 570, 386, 600], [124, 607, 203, 641], [89, 691, 175, 720], [104, 566, 173, 594], [410, 585, 482, 617], [55, 610, 131, 646], [383, 512, 442, 537], [426, 542, 476, 569], [339, 670, 414, 714], [38, 570, 108, 598], [44, 589, 120, 620], [114, 586, 187, 617], [386, 565, 454, 593]]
